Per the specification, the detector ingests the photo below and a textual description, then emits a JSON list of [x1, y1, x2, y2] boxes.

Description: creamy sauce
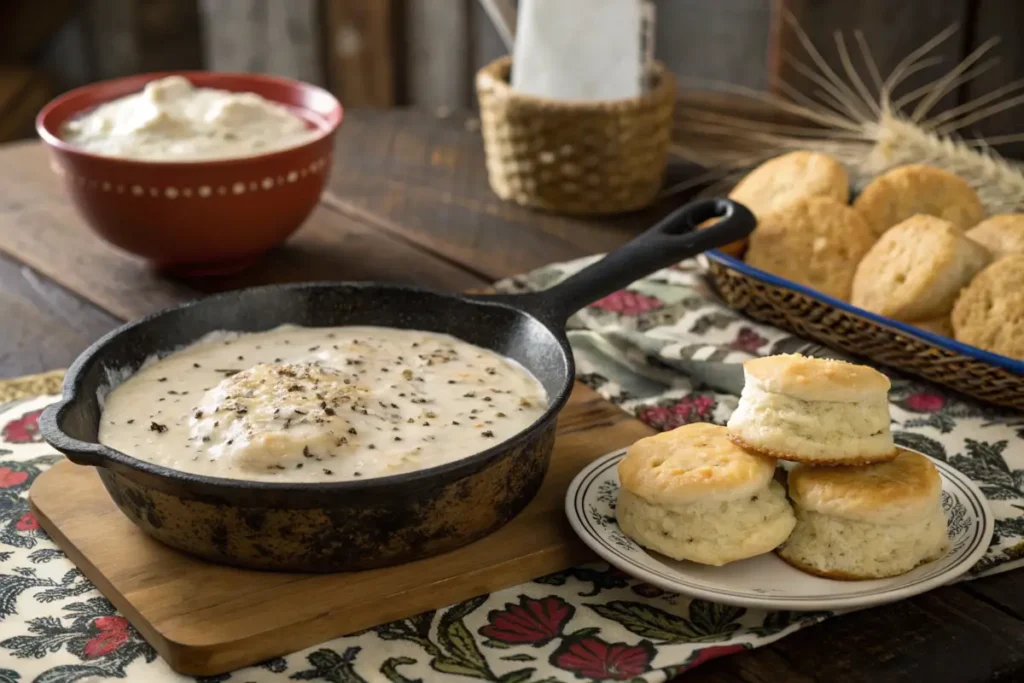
[[61, 76, 320, 161], [98, 325, 548, 482]]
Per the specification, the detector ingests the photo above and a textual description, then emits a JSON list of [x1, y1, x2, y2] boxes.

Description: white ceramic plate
[[566, 448, 993, 612]]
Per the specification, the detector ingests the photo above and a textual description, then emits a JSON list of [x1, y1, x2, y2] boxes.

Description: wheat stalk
[[667, 17, 1024, 214]]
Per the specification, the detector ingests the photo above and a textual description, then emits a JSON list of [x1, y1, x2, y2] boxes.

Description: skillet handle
[[496, 198, 754, 324]]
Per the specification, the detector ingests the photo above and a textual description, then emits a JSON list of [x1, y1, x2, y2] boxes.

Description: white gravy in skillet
[[98, 325, 548, 482]]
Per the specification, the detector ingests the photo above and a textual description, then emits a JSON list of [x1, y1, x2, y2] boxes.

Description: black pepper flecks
[[149, 422, 168, 433], [482, 430, 495, 438]]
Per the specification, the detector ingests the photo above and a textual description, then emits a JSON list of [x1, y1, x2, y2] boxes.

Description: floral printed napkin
[[1, 257, 1023, 682]]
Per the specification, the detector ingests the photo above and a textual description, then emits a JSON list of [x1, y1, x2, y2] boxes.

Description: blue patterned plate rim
[[703, 250, 1024, 375], [566, 447, 994, 612]]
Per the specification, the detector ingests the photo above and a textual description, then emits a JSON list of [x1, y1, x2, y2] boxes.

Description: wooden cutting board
[[30, 383, 654, 676]]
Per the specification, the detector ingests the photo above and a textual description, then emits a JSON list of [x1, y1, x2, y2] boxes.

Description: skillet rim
[[41, 280, 575, 493]]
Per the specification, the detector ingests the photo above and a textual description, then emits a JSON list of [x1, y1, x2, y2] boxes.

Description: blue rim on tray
[[701, 249, 1024, 410]]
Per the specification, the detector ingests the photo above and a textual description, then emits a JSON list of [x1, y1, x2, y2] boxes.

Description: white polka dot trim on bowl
[[49, 157, 332, 198]]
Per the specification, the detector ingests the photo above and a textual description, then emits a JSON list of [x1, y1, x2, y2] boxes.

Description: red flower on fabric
[[2, 408, 44, 443], [590, 290, 663, 316], [678, 644, 748, 673], [84, 616, 131, 658], [480, 595, 575, 645], [906, 392, 946, 412], [15, 512, 39, 531], [550, 635, 655, 680], [728, 327, 768, 353], [0, 466, 28, 488], [637, 395, 716, 431]]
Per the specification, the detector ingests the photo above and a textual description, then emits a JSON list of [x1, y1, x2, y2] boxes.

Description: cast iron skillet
[[41, 198, 754, 572]]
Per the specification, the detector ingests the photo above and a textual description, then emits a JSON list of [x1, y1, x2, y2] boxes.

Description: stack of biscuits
[[705, 151, 1024, 360], [616, 353, 949, 580]]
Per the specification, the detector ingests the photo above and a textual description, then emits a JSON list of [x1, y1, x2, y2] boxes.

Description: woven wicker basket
[[475, 56, 676, 215], [703, 252, 1024, 411]]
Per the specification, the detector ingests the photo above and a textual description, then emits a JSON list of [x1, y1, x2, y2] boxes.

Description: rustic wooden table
[[1, 109, 1023, 683]]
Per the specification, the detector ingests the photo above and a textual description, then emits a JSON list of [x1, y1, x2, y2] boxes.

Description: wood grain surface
[[323, 0, 396, 107], [2, 107, 1023, 682], [31, 386, 652, 676]]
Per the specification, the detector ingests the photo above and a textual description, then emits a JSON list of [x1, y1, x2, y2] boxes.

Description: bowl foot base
[[153, 255, 263, 277]]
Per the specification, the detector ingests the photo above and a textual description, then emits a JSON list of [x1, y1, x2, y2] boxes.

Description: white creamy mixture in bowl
[[60, 75, 321, 161], [98, 325, 549, 483]]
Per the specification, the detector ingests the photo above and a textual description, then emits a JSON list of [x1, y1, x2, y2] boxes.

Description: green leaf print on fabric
[[950, 440, 1022, 500], [903, 413, 958, 434], [375, 597, 502, 681], [586, 600, 744, 644], [436, 596, 496, 679], [534, 565, 630, 597], [495, 668, 536, 683], [380, 656, 422, 683], [893, 432, 947, 462], [688, 601, 745, 638], [689, 311, 739, 335], [291, 647, 368, 682]]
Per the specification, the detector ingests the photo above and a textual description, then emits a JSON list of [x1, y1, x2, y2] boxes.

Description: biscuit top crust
[[618, 423, 777, 505], [966, 214, 1024, 260], [729, 150, 849, 216], [951, 255, 1024, 360], [788, 450, 942, 524], [853, 163, 985, 236], [742, 354, 890, 403]]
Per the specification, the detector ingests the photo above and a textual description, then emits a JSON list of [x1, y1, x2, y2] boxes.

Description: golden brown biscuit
[[778, 451, 949, 580], [700, 151, 849, 257], [851, 215, 991, 321], [744, 197, 876, 300], [740, 353, 891, 403], [729, 151, 850, 215], [787, 450, 941, 525], [951, 255, 1024, 359], [727, 354, 896, 466], [853, 164, 985, 237], [617, 423, 776, 505], [966, 214, 1024, 260], [616, 423, 795, 566]]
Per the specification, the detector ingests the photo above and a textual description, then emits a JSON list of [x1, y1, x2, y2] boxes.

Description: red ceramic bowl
[[36, 71, 343, 275]]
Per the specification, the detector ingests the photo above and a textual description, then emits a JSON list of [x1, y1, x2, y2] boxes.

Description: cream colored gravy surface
[[98, 325, 548, 482], [62, 76, 319, 161]]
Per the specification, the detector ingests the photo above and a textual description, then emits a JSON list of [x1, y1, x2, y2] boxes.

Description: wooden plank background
[[10, 0, 1021, 150]]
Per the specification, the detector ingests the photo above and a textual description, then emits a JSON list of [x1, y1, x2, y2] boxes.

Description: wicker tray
[[702, 251, 1024, 411]]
